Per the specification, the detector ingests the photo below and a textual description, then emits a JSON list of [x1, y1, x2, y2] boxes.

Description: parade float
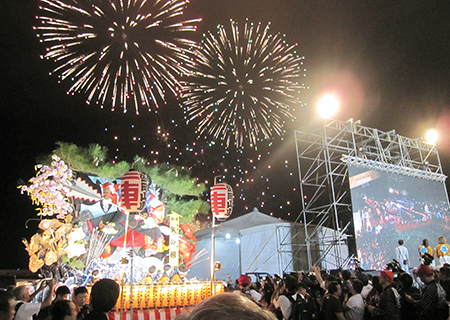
[[19, 143, 225, 317]]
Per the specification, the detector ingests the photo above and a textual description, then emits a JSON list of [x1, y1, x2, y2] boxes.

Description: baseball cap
[[417, 264, 433, 277], [380, 270, 394, 282], [238, 274, 251, 285]]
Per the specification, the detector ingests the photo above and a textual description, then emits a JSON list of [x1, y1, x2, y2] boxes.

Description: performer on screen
[[435, 236, 450, 266], [418, 238, 435, 266], [396, 239, 410, 273]]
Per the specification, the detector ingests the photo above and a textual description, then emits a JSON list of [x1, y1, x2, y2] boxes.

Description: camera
[[386, 259, 404, 273], [422, 253, 434, 266]]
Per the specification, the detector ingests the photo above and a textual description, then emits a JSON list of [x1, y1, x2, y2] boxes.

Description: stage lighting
[[317, 94, 339, 118], [425, 129, 438, 145]]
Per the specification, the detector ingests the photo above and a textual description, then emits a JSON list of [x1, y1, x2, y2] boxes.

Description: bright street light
[[317, 94, 339, 118]]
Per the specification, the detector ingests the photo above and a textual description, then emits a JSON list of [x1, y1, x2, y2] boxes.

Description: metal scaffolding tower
[[293, 118, 447, 270]]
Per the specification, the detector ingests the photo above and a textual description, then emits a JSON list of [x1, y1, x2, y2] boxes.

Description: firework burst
[[34, 0, 201, 113], [181, 20, 306, 148]]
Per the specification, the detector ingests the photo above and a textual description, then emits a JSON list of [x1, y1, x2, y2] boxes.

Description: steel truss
[[292, 118, 447, 270]]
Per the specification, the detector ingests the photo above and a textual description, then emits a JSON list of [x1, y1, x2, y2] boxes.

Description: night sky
[[2, 0, 450, 270]]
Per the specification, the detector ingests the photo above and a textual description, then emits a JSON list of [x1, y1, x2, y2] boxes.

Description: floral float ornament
[[20, 155, 73, 218], [23, 215, 87, 272]]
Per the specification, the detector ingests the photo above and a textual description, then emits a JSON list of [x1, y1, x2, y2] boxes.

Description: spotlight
[[317, 94, 339, 119], [425, 129, 438, 145]]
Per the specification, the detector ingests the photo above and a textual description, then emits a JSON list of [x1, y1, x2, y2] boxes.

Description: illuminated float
[[20, 152, 224, 314]]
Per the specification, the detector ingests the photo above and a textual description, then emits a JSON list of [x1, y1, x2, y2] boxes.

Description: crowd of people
[[0, 278, 119, 320], [2, 235, 450, 320], [208, 260, 450, 320]]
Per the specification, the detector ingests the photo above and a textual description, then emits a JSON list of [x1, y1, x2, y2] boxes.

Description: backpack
[[435, 282, 449, 316], [284, 294, 314, 320], [13, 302, 24, 320]]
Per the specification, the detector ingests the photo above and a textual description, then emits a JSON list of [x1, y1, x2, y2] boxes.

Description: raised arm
[[40, 279, 55, 309], [312, 265, 324, 287]]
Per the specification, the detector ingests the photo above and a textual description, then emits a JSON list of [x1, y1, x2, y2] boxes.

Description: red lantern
[[119, 170, 149, 214], [210, 183, 233, 219]]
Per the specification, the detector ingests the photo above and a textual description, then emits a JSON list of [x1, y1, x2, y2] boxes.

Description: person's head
[[55, 286, 71, 302], [12, 285, 29, 302], [73, 287, 88, 308], [283, 275, 298, 293], [423, 239, 429, 247], [356, 273, 369, 286], [439, 236, 447, 244], [397, 273, 413, 288], [350, 280, 363, 295], [398, 239, 404, 246], [90, 279, 120, 313], [379, 270, 394, 287], [416, 264, 434, 284], [328, 281, 341, 297], [439, 266, 450, 282], [0, 290, 15, 320], [297, 282, 308, 296], [340, 269, 351, 281], [238, 275, 252, 289], [176, 293, 277, 320], [51, 300, 77, 320], [323, 274, 337, 290], [371, 276, 382, 292]]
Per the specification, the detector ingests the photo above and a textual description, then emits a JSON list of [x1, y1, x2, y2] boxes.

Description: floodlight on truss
[[341, 155, 447, 182]]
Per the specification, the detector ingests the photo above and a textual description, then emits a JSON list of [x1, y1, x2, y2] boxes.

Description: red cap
[[417, 264, 433, 277], [380, 270, 394, 282], [238, 274, 251, 285]]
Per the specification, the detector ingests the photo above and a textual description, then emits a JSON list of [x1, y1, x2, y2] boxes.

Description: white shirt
[[345, 294, 364, 320], [15, 301, 41, 320], [361, 283, 373, 299], [277, 293, 297, 320], [233, 288, 262, 302], [396, 245, 409, 263], [396, 245, 410, 273]]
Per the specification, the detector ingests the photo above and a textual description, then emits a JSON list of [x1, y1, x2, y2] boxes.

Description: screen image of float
[[349, 166, 450, 270]]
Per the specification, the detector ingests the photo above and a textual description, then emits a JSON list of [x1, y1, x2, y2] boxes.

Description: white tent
[[188, 208, 349, 281]]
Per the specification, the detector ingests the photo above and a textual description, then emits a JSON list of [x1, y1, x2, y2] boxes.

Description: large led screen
[[349, 165, 450, 270]]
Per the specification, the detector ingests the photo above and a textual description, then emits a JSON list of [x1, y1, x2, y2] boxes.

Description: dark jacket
[[371, 284, 400, 320], [83, 310, 108, 320], [415, 280, 449, 320]]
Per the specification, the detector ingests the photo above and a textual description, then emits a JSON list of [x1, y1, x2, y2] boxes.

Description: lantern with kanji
[[119, 170, 149, 214], [210, 183, 233, 220]]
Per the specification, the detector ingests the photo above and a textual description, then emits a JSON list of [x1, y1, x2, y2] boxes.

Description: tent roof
[[195, 207, 288, 239]]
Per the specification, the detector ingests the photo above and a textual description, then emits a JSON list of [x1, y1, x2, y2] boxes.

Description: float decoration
[[168, 212, 182, 267], [22, 215, 87, 272], [210, 183, 233, 220], [119, 170, 149, 214], [20, 143, 208, 282], [20, 155, 73, 218]]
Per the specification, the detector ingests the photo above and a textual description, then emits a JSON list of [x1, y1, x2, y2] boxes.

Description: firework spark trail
[[35, 0, 201, 114], [181, 20, 306, 148]]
